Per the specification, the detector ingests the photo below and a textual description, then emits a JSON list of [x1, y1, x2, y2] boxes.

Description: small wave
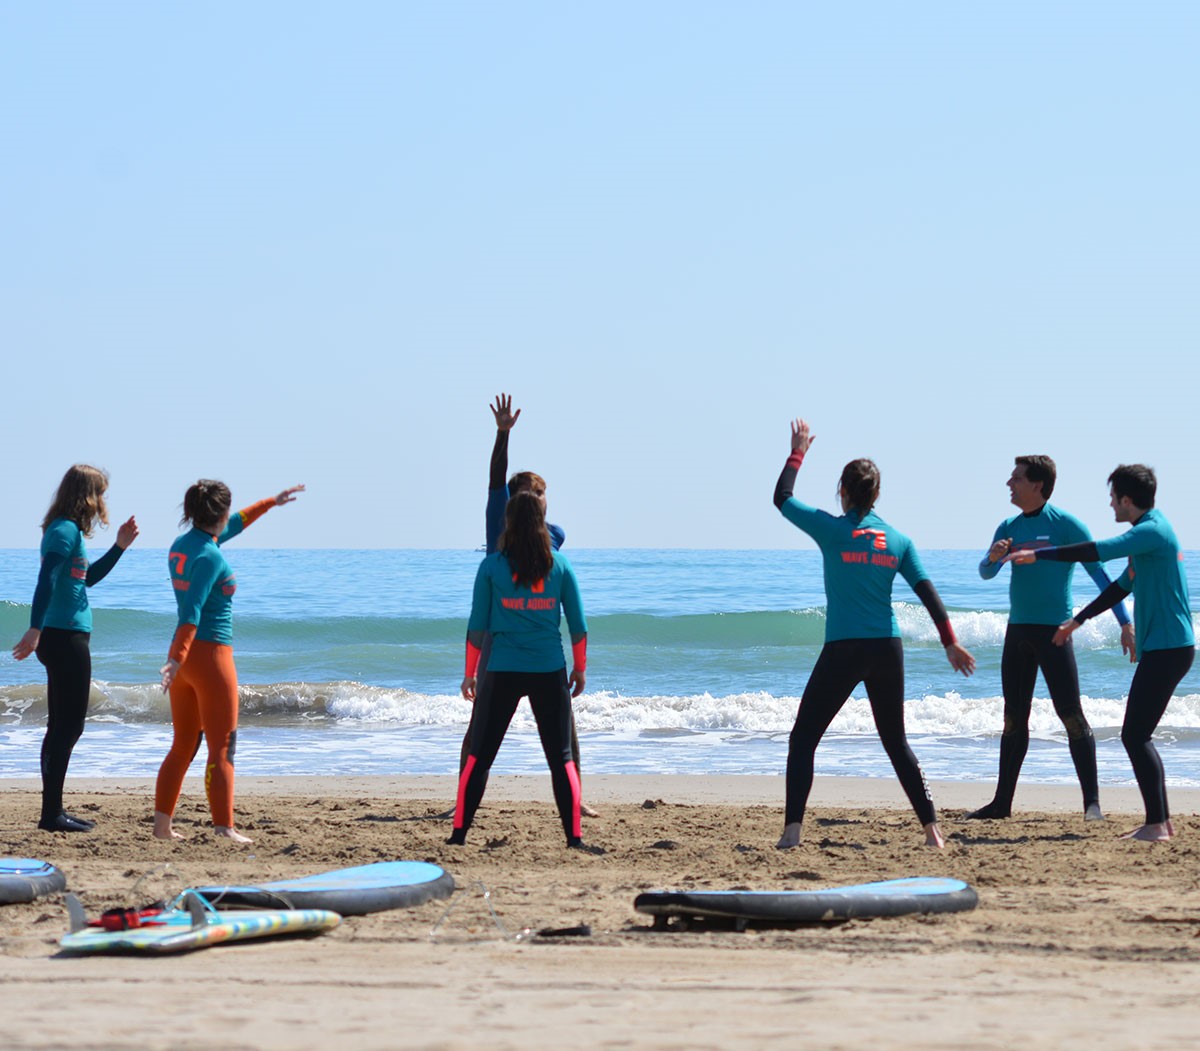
[[6, 682, 1200, 738]]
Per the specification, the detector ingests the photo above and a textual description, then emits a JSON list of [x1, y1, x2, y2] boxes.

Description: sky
[[2, 3, 1197, 550]]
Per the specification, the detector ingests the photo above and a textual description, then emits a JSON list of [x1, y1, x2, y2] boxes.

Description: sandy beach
[[3, 774, 1200, 1050]]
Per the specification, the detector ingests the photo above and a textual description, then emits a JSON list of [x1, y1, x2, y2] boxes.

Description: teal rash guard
[[1036, 509, 1194, 653], [774, 452, 956, 646], [168, 502, 270, 649], [466, 551, 587, 672], [979, 504, 1130, 627], [30, 518, 125, 633]]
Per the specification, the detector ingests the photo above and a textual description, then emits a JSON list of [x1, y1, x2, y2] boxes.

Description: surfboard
[[635, 876, 978, 929], [0, 858, 67, 905], [59, 892, 340, 955], [192, 860, 455, 916]]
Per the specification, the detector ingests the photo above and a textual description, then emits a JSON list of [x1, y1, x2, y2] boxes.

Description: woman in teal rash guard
[[773, 419, 975, 850], [11, 465, 138, 832], [1006, 464, 1194, 842], [448, 491, 592, 850]]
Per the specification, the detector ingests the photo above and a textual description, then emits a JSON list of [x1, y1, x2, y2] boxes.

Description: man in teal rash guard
[[970, 456, 1132, 822], [1006, 464, 1194, 842]]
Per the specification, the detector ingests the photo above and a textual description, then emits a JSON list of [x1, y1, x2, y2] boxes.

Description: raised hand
[[274, 484, 306, 506], [116, 516, 139, 549], [491, 393, 522, 432], [790, 418, 814, 456]]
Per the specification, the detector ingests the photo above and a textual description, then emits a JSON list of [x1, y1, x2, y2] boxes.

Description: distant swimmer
[[969, 456, 1132, 822], [772, 419, 975, 850], [155, 481, 304, 844], [1005, 464, 1194, 842], [447, 393, 596, 818], [447, 491, 593, 850], [12, 466, 139, 832]]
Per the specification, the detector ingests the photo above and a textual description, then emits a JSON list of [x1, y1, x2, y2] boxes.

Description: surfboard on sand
[[191, 860, 455, 916], [635, 876, 978, 930], [59, 891, 340, 955], [0, 858, 67, 905]]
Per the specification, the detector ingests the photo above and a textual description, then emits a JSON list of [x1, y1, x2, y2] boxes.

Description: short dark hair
[[839, 459, 880, 515], [1015, 455, 1056, 499], [1108, 464, 1156, 509]]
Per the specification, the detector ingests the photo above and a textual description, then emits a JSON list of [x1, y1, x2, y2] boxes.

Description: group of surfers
[[11, 395, 1194, 850]]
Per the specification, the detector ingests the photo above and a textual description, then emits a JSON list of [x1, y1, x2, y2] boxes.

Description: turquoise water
[[2, 548, 1199, 786]]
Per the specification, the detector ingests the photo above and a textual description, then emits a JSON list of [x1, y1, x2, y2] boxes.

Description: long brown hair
[[498, 491, 553, 587], [42, 465, 109, 537]]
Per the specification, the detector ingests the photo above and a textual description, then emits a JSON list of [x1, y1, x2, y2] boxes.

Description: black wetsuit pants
[[991, 624, 1099, 810], [785, 637, 935, 827], [453, 670, 582, 843], [35, 628, 91, 823], [1122, 646, 1194, 825], [458, 634, 583, 776]]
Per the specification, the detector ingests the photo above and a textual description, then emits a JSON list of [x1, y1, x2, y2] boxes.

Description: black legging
[[458, 634, 583, 776], [993, 624, 1098, 809], [1121, 646, 1194, 825], [786, 637, 935, 827], [453, 669, 581, 844], [35, 627, 92, 822]]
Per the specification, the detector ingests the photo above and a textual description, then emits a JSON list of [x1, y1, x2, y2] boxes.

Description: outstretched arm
[[773, 418, 814, 509], [1052, 578, 1135, 660], [218, 485, 305, 545]]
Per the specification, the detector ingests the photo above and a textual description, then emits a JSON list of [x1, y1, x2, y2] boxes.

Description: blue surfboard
[[0, 858, 67, 906], [635, 877, 978, 928], [193, 860, 454, 916]]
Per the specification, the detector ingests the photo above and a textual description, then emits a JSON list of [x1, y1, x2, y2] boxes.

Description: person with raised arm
[[12, 465, 138, 832], [772, 419, 975, 850], [1005, 464, 1193, 842], [154, 481, 304, 843], [969, 456, 1132, 822]]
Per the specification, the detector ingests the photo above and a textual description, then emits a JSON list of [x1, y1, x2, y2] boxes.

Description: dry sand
[[3, 774, 1200, 1050]]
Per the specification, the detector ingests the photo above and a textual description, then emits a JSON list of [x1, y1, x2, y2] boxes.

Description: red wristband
[[465, 640, 481, 678]]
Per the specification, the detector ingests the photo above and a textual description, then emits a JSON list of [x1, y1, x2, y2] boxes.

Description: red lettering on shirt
[[852, 528, 888, 551], [501, 598, 526, 610], [871, 553, 898, 568], [841, 551, 869, 564]]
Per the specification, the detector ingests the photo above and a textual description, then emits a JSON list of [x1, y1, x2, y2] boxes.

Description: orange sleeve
[[236, 497, 277, 530], [168, 623, 198, 666]]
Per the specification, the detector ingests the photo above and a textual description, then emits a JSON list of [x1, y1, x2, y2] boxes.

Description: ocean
[[2, 548, 1199, 790]]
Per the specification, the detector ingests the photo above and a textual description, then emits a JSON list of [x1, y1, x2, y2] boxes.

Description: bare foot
[[1120, 823, 1171, 842], [1084, 803, 1105, 822], [775, 821, 803, 849], [580, 803, 600, 818], [924, 821, 945, 849], [153, 810, 183, 840], [214, 826, 254, 844]]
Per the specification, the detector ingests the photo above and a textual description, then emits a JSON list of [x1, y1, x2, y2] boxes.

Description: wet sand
[[3, 774, 1200, 1050]]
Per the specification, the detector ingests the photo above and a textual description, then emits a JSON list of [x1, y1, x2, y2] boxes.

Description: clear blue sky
[[3, 3, 1196, 550]]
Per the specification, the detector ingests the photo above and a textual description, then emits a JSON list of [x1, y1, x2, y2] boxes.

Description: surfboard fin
[[65, 893, 87, 933], [182, 891, 209, 929]]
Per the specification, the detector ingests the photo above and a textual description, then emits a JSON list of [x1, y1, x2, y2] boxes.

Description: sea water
[[2, 548, 1199, 788]]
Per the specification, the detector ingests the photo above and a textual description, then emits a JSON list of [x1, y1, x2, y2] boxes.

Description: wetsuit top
[[774, 452, 956, 645], [1034, 509, 1194, 652], [978, 504, 1129, 627], [484, 429, 566, 554], [30, 518, 125, 633], [167, 499, 275, 664], [465, 550, 587, 673]]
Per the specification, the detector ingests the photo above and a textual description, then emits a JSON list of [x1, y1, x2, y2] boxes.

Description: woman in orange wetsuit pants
[[154, 480, 304, 843]]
